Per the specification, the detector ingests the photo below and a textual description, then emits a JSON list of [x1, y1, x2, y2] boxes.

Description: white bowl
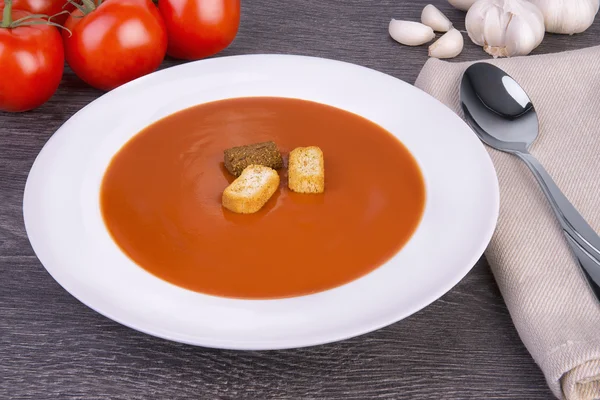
[[23, 54, 499, 350]]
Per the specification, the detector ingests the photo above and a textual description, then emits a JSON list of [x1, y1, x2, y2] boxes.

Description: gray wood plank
[[3, 0, 597, 398]]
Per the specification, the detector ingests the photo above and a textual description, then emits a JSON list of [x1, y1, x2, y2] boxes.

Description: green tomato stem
[[1, 0, 13, 28], [81, 0, 96, 13], [0, 1, 72, 33], [11, 13, 52, 24], [65, 0, 87, 15]]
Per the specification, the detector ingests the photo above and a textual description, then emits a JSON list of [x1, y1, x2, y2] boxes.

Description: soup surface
[[100, 97, 426, 299]]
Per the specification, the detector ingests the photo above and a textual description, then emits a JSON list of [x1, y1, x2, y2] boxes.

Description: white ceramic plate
[[23, 54, 499, 350]]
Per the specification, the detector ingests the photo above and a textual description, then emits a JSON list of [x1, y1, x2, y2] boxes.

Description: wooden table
[[2, 1, 598, 398]]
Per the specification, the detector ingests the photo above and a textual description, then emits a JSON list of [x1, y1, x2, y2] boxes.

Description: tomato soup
[[100, 97, 426, 299]]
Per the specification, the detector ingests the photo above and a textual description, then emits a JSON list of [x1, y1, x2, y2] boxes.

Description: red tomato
[[0, 8, 64, 112], [158, 0, 240, 60], [0, 0, 74, 24], [63, 0, 167, 91]]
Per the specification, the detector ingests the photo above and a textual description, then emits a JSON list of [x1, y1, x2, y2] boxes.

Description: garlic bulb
[[429, 28, 464, 58], [466, 0, 545, 57], [421, 4, 453, 32], [528, 0, 599, 34], [448, 0, 478, 11], [388, 19, 435, 46]]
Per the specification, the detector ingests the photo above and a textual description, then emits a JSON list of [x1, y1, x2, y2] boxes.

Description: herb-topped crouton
[[222, 165, 280, 213], [288, 146, 324, 194]]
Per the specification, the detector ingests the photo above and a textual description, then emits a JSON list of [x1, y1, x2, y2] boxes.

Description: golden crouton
[[222, 165, 280, 213], [288, 146, 324, 193]]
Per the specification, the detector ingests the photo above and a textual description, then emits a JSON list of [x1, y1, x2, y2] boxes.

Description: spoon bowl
[[460, 63, 538, 154]]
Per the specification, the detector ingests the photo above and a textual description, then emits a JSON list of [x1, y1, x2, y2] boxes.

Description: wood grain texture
[[2, 0, 599, 398]]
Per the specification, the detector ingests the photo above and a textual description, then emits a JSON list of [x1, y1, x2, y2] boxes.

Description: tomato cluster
[[0, 0, 240, 112]]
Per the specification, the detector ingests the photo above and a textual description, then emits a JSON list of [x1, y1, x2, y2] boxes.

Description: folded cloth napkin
[[414, 46, 600, 400]]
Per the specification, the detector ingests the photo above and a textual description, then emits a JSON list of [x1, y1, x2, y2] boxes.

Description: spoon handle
[[515, 151, 600, 295]]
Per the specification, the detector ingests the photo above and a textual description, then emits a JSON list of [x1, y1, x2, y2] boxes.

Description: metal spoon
[[460, 62, 600, 299]]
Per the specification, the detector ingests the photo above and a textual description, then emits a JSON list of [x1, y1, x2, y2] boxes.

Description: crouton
[[224, 141, 283, 176], [222, 165, 280, 213], [288, 146, 324, 194]]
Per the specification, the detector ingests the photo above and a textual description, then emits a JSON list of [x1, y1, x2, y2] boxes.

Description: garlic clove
[[421, 4, 453, 32], [466, 1, 507, 48], [388, 19, 435, 46], [528, 0, 599, 34], [448, 0, 478, 11], [465, 0, 545, 58], [504, 11, 545, 56], [428, 28, 464, 58]]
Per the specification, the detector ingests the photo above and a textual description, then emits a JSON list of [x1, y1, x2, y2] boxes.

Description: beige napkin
[[414, 46, 600, 400]]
